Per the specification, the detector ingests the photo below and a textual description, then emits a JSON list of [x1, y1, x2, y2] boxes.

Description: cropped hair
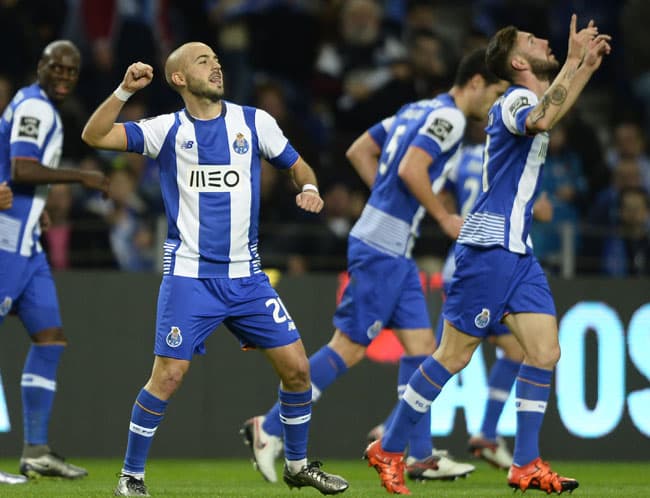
[[454, 48, 501, 87], [485, 26, 518, 82]]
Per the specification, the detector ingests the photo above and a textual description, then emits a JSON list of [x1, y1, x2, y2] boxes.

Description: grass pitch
[[0, 458, 646, 497]]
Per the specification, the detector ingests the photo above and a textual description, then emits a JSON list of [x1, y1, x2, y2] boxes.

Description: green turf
[[0, 459, 646, 497]]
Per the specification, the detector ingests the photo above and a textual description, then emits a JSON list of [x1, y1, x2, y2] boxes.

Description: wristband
[[113, 85, 134, 102], [302, 183, 319, 194]]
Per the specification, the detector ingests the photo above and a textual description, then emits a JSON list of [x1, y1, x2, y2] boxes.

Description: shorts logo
[[474, 308, 491, 329], [232, 133, 249, 154], [18, 116, 40, 139], [0, 296, 12, 316], [166, 326, 183, 348], [366, 320, 383, 340], [181, 140, 194, 149]]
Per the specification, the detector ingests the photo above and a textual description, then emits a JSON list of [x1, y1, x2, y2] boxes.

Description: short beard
[[187, 79, 224, 102], [528, 56, 560, 82]]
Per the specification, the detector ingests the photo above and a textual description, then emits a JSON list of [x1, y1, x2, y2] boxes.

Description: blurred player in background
[[366, 15, 611, 495], [0, 183, 28, 485], [242, 49, 507, 484], [0, 40, 109, 480], [82, 42, 349, 497]]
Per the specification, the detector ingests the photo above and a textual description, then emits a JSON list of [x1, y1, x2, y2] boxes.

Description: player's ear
[[511, 55, 528, 72], [171, 72, 185, 87], [470, 73, 484, 90]]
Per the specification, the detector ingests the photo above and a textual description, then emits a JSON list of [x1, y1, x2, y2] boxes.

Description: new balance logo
[[181, 140, 194, 149]]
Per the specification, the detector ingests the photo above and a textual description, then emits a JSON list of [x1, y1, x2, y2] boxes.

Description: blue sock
[[382, 404, 398, 432], [21, 344, 64, 445], [279, 388, 311, 461], [481, 357, 520, 440], [123, 389, 168, 477], [263, 346, 347, 437], [399, 355, 432, 460], [513, 365, 552, 466], [383, 357, 451, 453]]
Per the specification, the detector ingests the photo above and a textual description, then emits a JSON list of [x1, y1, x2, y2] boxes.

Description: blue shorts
[[435, 281, 511, 344], [0, 251, 61, 334], [443, 245, 555, 338], [333, 238, 431, 346], [154, 272, 301, 360]]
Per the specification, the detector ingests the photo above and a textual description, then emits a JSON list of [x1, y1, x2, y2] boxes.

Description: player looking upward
[[366, 15, 611, 495]]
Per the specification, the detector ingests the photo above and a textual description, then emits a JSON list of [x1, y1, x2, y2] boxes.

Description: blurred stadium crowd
[[1, 0, 649, 276]]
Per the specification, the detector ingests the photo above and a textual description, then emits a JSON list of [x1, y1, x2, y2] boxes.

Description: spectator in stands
[[531, 123, 587, 268], [312, 0, 406, 134], [0, 74, 13, 112], [606, 120, 650, 193], [621, 0, 650, 141], [104, 167, 154, 272], [602, 187, 650, 276], [41, 180, 116, 270], [583, 158, 644, 273], [341, 29, 452, 133]]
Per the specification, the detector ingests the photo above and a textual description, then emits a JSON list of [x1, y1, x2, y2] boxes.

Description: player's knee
[[328, 333, 365, 367], [151, 363, 187, 395], [280, 356, 310, 392], [434, 348, 472, 374], [526, 343, 560, 369], [31, 327, 67, 344]]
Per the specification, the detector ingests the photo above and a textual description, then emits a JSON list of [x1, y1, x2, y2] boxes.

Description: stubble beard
[[187, 78, 224, 102], [528, 56, 561, 82]]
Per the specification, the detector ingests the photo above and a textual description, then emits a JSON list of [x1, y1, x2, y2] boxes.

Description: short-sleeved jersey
[[445, 143, 485, 218], [440, 143, 484, 283], [0, 84, 63, 257], [458, 85, 548, 254], [350, 94, 466, 257], [123, 101, 298, 278]]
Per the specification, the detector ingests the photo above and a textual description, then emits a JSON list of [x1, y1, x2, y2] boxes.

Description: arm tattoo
[[550, 85, 567, 105], [530, 94, 550, 124], [530, 85, 568, 124], [563, 65, 578, 81]]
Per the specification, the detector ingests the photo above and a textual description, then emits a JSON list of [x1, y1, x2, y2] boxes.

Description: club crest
[[474, 308, 491, 329], [0, 296, 12, 316], [366, 320, 383, 339], [166, 326, 183, 348], [232, 133, 249, 154]]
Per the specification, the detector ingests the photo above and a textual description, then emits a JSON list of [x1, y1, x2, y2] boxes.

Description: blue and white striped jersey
[[0, 84, 63, 257], [350, 94, 466, 258], [458, 85, 548, 254], [441, 143, 484, 283], [446, 143, 485, 218], [123, 101, 299, 278]]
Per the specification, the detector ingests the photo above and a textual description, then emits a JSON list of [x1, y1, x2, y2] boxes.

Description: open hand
[[582, 34, 612, 71], [567, 14, 599, 63]]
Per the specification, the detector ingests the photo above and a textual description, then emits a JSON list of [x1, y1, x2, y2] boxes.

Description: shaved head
[[37, 39, 81, 103], [165, 42, 210, 90], [42, 40, 80, 61]]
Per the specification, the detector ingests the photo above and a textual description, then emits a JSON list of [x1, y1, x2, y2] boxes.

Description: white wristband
[[302, 183, 319, 194], [113, 85, 134, 102]]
